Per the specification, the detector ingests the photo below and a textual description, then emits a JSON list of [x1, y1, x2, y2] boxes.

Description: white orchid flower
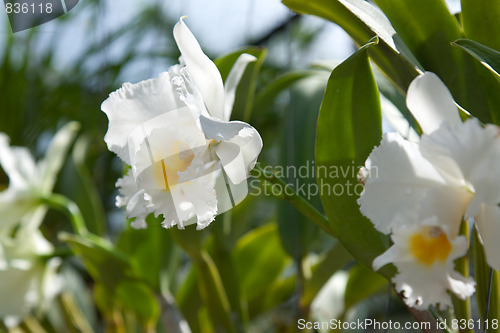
[[359, 71, 500, 272], [102, 18, 263, 229], [373, 216, 475, 310], [0, 123, 79, 232], [0, 210, 62, 327]]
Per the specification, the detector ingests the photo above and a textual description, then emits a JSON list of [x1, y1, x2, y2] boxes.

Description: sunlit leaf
[[315, 37, 391, 274], [235, 223, 291, 300], [461, 0, 500, 53], [282, 0, 420, 90], [215, 47, 267, 122], [452, 39, 500, 78], [372, 0, 495, 124]]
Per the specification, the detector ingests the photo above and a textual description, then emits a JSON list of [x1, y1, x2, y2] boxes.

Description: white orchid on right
[[359, 72, 500, 308], [102, 18, 263, 230]]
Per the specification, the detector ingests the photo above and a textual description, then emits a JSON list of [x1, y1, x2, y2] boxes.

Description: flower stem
[[42, 194, 88, 236], [484, 267, 493, 333], [252, 163, 336, 237]]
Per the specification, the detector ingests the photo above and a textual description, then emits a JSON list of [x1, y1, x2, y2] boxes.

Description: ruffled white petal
[[358, 132, 448, 233], [223, 53, 257, 121], [101, 72, 185, 164], [393, 261, 474, 310], [173, 17, 225, 119], [406, 72, 461, 134], [147, 172, 218, 230], [116, 172, 151, 229]]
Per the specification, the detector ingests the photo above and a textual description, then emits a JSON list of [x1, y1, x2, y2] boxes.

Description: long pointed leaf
[[452, 39, 500, 78], [282, 0, 420, 91], [315, 37, 391, 274]]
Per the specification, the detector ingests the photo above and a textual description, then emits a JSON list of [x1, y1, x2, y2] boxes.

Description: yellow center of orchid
[[154, 141, 194, 191], [409, 226, 452, 266]]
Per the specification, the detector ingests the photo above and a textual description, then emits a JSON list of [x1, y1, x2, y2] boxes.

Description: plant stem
[[42, 194, 88, 236], [252, 163, 336, 237], [484, 267, 493, 333]]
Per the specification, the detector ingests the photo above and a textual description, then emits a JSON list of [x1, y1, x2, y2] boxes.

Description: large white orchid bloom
[[102, 18, 263, 229], [359, 71, 500, 274], [0, 122, 79, 232]]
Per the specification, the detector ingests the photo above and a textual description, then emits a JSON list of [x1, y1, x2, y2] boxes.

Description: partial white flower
[[102, 18, 263, 229], [373, 217, 475, 310], [0, 123, 79, 232], [0, 211, 62, 326], [359, 72, 500, 271]]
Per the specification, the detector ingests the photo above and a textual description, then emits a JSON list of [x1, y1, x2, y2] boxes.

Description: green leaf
[[176, 266, 203, 333], [452, 39, 500, 78], [60, 136, 107, 236], [93, 283, 115, 320], [114, 281, 160, 328], [117, 215, 177, 291], [214, 47, 267, 122], [234, 223, 291, 301], [315, 37, 391, 274], [277, 73, 330, 259], [471, 228, 500, 327], [210, 213, 247, 325], [253, 275, 296, 318], [59, 232, 133, 288], [171, 224, 239, 332], [195, 251, 238, 333], [371, 0, 462, 81], [461, 0, 500, 52], [372, 0, 494, 124], [372, 0, 462, 52], [344, 264, 388, 311], [282, 0, 420, 90], [61, 232, 160, 328], [169, 224, 205, 260], [252, 70, 325, 115]]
